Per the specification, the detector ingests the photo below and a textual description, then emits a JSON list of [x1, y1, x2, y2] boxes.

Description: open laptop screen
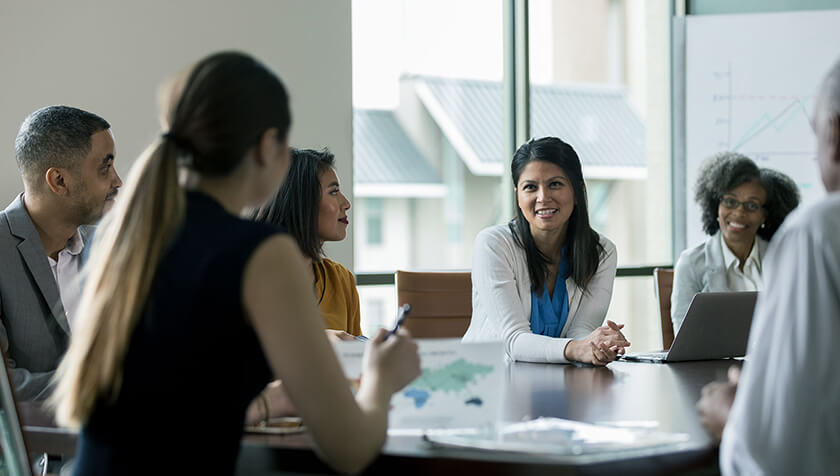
[[623, 291, 758, 363]]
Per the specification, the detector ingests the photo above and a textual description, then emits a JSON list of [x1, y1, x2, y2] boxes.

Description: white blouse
[[719, 232, 762, 292], [463, 224, 617, 363]]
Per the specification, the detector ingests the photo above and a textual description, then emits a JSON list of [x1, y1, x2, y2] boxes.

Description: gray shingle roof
[[413, 76, 646, 178], [353, 109, 441, 185]]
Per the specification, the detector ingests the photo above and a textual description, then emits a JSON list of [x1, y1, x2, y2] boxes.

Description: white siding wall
[[354, 197, 412, 272]]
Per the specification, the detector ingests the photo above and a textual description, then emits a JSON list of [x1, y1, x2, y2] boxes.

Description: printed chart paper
[[332, 339, 503, 432]]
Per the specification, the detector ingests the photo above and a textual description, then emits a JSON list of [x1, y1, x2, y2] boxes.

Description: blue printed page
[[332, 339, 504, 434]]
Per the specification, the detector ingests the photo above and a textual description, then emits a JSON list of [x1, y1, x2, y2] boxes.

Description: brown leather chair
[[394, 270, 472, 338], [654, 268, 675, 350]]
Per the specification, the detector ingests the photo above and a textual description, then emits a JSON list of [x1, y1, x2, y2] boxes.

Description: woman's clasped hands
[[564, 320, 630, 366]]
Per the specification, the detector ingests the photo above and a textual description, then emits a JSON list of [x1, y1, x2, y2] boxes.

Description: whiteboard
[[684, 9, 840, 248]]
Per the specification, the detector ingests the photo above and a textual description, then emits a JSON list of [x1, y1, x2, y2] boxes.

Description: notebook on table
[[622, 291, 758, 363]]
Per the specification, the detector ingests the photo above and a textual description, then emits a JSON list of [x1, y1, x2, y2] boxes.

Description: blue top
[[530, 249, 571, 337], [74, 192, 281, 475]]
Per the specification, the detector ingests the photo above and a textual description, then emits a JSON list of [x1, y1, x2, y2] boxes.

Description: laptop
[[622, 291, 758, 363]]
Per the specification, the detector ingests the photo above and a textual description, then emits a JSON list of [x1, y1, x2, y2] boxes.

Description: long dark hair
[[509, 137, 604, 294], [52, 51, 292, 427], [253, 148, 335, 261]]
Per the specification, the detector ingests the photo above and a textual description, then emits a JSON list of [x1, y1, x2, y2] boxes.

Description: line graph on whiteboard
[[684, 9, 837, 249], [709, 63, 817, 173], [686, 63, 825, 247]]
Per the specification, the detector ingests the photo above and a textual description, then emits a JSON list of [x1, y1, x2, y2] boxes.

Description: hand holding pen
[[360, 303, 420, 394], [385, 304, 411, 340], [355, 304, 411, 342]]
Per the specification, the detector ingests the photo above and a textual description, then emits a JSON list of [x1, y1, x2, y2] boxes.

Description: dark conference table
[[21, 359, 736, 475]]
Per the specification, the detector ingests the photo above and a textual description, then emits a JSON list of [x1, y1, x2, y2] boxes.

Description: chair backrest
[[394, 270, 472, 338], [654, 268, 675, 350], [0, 346, 34, 476]]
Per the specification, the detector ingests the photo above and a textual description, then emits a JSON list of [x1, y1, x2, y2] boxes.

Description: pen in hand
[[384, 304, 412, 340]]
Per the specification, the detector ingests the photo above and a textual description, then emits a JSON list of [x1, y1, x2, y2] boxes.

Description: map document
[[332, 338, 503, 433]]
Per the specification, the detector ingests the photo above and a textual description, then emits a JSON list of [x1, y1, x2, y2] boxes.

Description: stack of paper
[[424, 417, 697, 463]]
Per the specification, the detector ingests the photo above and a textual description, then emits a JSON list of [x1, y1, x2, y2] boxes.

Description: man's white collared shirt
[[719, 194, 840, 475], [47, 229, 84, 330]]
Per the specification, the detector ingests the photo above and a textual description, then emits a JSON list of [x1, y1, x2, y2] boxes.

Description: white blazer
[[463, 224, 617, 363]]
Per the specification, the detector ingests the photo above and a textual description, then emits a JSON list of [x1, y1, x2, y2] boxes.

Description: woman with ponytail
[[50, 51, 420, 475]]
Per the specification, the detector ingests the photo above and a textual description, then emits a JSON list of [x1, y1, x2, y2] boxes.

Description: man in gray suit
[[0, 106, 122, 400]]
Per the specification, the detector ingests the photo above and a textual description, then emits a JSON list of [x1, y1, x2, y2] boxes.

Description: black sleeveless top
[[74, 192, 278, 475]]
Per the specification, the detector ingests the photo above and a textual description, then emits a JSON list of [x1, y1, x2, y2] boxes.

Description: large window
[[352, 0, 505, 333], [365, 197, 384, 245], [527, 0, 672, 350], [352, 0, 672, 348]]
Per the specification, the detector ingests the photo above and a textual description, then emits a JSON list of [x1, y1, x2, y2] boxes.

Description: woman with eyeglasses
[[671, 152, 800, 333]]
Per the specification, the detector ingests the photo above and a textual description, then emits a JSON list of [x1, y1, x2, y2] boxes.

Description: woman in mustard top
[[254, 148, 361, 337]]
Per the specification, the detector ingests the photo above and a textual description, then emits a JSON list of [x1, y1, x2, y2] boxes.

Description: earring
[[761, 223, 766, 229]]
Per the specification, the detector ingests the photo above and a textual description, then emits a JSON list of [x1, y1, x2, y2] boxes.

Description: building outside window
[[365, 197, 384, 245], [352, 0, 671, 349]]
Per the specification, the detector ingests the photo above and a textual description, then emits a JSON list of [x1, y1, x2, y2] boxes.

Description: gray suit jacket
[[0, 194, 93, 400], [671, 231, 769, 334]]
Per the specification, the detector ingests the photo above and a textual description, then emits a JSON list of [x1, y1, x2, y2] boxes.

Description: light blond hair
[[49, 136, 184, 427], [49, 51, 292, 427]]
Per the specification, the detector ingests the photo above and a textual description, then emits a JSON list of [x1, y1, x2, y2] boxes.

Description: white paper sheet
[[332, 338, 504, 432]]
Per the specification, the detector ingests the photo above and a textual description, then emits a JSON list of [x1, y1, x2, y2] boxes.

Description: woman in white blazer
[[463, 137, 629, 365], [672, 152, 800, 333]]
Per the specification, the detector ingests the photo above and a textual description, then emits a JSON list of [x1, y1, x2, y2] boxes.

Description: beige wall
[[0, 0, 354, 268]]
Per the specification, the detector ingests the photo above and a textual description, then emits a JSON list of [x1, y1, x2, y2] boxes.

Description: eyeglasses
[[720, 197, 763, 213]]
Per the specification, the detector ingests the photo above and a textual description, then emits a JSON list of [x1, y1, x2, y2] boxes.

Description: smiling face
[[516, 160, 575, 241], [717, 180, 767, 248], [67, 129, 122, 225], [317, 166, 351, 242]]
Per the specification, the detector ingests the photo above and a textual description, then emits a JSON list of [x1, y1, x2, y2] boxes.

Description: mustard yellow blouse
[[313, 258, 362, 336]]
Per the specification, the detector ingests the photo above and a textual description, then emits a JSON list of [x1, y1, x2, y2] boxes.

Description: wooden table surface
[[20, 359, 738, 475]]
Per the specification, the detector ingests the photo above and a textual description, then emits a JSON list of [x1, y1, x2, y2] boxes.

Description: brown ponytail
[[50, 51, 291, 427]]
